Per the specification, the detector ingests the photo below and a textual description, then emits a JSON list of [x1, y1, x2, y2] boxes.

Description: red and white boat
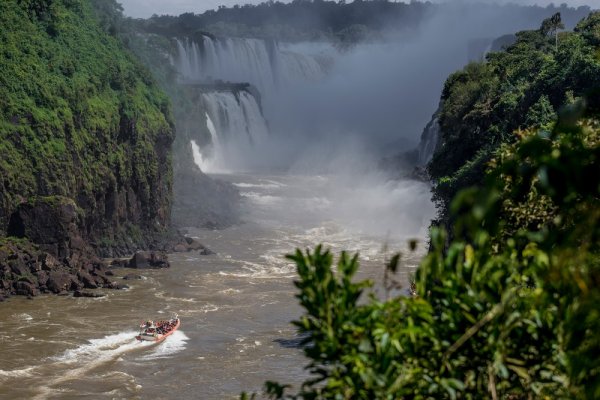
[[136, 315, 180, 342]]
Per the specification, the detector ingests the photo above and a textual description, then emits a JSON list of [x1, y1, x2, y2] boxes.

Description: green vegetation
[[137, 0, 431, 42], [0, 0, 174, 243], [242, 12, 600, 400], [245, 95, 599, 400], [137, 1, 589, 44], [428, 12, 600, 229]]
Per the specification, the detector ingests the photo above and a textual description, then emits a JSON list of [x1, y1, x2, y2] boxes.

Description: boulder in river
[[128, 251, 170, 269], [46, 271, 73, 293]]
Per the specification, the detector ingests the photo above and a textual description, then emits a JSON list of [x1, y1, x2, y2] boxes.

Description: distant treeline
[[134, 0, 593, 43]]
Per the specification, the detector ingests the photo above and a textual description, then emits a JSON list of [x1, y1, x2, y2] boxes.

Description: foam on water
[[220, 288, 242, 295], [154, 291, 198, 303], [51, 331, 152, 364], [241, 191, 282, 205], [16, 313, 33, 321], [0, 366, 37, 379], [138, 331, 189, 360], [0, 331, 156, 399], [233, 180, 286, 189], [217, 258, 296, 279]]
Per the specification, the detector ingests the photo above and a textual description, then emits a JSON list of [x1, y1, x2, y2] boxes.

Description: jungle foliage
[[428, 12, 600, 228], [242, 12, 600, 400], [0, 0, 174, 240], [135, 1, 590, 44]]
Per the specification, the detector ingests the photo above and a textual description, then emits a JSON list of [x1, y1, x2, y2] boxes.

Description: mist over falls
[[170, 4, 590, 177], [164, 3, 594, 242]]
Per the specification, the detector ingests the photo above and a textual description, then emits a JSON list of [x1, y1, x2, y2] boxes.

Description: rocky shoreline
[[0, 197, 213, 302], [0, 238, 213, 302]]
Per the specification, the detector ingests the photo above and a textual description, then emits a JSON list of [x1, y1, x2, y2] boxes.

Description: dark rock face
[[0, 237, 124, 300], [128, 251, 170, 269], [7, 197, 80, 260], [0, 193, 168, 300], [107, 283, 129, 290], [0, 206, 213, 300], [15, 281, 39, 297], [171, 238, 211, 253], [77, 271, 98, 289], [46, 271, 74, 294]]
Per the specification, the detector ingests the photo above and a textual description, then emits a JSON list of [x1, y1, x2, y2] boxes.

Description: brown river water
[[0, 173, 433, 399]]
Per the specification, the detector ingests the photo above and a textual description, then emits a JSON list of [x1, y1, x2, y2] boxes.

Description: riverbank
[[0, 208, 212, 302]]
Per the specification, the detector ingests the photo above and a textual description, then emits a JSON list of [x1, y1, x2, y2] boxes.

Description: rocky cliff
[[0, 0, 176, 298]]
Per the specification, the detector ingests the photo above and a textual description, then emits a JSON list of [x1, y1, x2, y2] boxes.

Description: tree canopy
[[428, 12, 600, 230], [134, 1, 590, 43]]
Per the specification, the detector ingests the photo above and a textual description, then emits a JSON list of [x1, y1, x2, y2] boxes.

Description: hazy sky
[[120, 0, 599, 19]]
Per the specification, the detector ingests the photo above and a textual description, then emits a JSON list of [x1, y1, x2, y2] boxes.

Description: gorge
[[1, 1, 598, 399]]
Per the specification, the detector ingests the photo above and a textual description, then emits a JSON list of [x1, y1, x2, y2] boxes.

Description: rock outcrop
[[0, 1, 179, 300], [0, 196, 135, 298], [128, 251, 170, 269]]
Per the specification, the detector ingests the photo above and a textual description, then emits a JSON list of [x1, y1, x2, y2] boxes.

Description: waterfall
[[417, 111, 442, 166], [206, 112, 219, 146], [173, 35, 330, 172], [173, 36, 326, 95], [194, 91, 269, 173], [190, 140, 207, 171], [190, 113, 220, 172]]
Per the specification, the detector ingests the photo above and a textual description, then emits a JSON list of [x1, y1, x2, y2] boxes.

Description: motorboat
[[136, 314, 180, 342]]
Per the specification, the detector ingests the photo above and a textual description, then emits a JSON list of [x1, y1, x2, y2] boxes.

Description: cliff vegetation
[[0, 0, 176, 299], [0, 0, 174, 252], [244, 12, 600, 399], [428, 12, 600, 229]]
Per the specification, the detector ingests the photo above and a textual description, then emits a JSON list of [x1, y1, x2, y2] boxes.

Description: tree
[[540, 12, 565, 50]]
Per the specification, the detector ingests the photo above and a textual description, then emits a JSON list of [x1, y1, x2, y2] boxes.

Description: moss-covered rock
[[0, 0, 174, 254]]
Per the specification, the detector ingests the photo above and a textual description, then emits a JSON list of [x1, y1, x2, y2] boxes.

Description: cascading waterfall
[[194, 91, 269, 173], [173, 35, 329, 173], [191, 112, 221, 172], [417, 117, 441, 166], [205, 112, 219, 146], [174, 36, 326, 95]]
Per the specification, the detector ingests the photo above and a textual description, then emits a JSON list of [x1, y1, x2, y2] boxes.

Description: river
[[0, 173, 433, 399]]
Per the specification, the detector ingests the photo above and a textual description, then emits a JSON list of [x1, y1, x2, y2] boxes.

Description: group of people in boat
[[155, 319, 177, 335], [141, 318, 177, 336]]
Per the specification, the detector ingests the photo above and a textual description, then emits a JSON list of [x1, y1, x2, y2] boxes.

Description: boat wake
[[0, 330, 168, 398], [0, 366, 37, 379], [138, 330, 189, 360], [51, 331, 152, 363]]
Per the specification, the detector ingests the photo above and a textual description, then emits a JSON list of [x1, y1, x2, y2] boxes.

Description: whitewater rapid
[[0, 172, 432, 399]]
